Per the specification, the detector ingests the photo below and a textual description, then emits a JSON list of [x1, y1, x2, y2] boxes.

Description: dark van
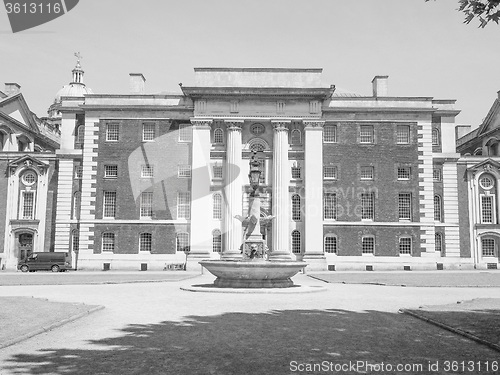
[[18, 252, 71, 272]]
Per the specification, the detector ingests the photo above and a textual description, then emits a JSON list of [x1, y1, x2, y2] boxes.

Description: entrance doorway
[[18, 233, 33, 260]]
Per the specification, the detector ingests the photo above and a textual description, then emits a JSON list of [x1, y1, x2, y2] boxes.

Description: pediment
[[477, 99, 500, 137], [0, 93, 39, 134], [467, 158, 500, 173], [8, 155, 49, 175]]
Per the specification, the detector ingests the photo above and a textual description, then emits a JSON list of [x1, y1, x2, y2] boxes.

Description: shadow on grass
[[4, 309, 500, 375]]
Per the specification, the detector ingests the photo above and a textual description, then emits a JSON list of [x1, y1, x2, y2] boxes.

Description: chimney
[[129, 73, 146, 94], [372, 76, 388, 97], [4, 83, 21, 96]]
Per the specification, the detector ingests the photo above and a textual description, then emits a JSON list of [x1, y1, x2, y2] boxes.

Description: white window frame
[[360, 192, 375, 220], [213, 193, 222, 220], [434, 195, 442, 222], [141, 164, 154, 179], [480, 194, 496, 224], [139, 233, 152, 252], [213, 128, 224, 144], [398, 193, 412, 221], [323, 192, 338, 220], [362, 236, 375, 254], [213, 165, 223, 179], [324, 235, 337, 254], [176, 232, 190, 252], [291, 194, 301, 222], [102, 232, 115, 252], [177, 165, 192, 178], [104, 165, 118, 179], [399, 236, 412, 255], [142, 123, 156, 142], [178, 124, 192, 142], [433, 168, 442, 182], [481, 238, 496, 257], [140, 192, 153, 218], [323, 125, 337, 143], [103, 191, 117, 218], [323, 166, 338, 180], [291, 230, 301, 254], [177, 192, 191, 219], [397, 167, 411, 181], [360, 166, 374, 181], [396, 125, 410, 144], [359, 125, 374, 144], [20, 191, 35, 220], [106, 123, 120, 142], [212, 229, 222, 253]]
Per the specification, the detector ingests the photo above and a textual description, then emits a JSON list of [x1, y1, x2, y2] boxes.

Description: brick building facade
[[2, 63, 495, 271]]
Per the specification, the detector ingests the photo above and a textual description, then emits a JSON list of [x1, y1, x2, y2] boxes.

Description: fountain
[[199, 151, 307, 288]]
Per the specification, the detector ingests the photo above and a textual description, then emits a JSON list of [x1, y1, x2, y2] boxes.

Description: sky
[[1, 0, 499, 127]]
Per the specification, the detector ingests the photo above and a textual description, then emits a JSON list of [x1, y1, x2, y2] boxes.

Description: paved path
[[0, 274, 499, 374]]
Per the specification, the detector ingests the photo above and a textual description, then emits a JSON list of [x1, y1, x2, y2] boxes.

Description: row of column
[[190, 118, 325, 261]]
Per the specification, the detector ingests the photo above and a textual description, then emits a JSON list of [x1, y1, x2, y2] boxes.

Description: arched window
[[432, 128, 440, 146], [176, 232, 190, 252], [213, 128, 224, 144], [292, 194, 301, 221], [473, 148, 483, 156], [435, 232, 443, 254], [139, 233, 152, 252], [434, 195, 442, 222], [324, 235, 337, 254], [482, 238, 496, 257], [291, 129, 301, 145], [291, 230, 301, 254], [212, 229, 222, 253], [213, 193, 222, 219], [76, 125, 85, 144], [73, 191, 81, 220]]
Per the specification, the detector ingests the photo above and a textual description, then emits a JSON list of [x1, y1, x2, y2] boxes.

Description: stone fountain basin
[[199, 260, 307, 288]]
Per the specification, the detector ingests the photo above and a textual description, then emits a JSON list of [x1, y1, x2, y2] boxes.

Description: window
[[277, 101, 285, 113], [139, 233, 152, 252], [360, 125, 374, 144], [213, 193, 222, 220], [250, 142, 266, 152], [396, 125, 410, 144], [104, 165, 118, 178], [291, 230, 301, 254], [397, 167, 411, 180], [324, 235, 337, 254], [324, 193, 338, 220], [177, 192, 191, 219], [75, 166, 83, 179], [362, 236, 375, 254], [323, 125, 337, 143], [433, 168, 442, 182], [481, 195, 494, 224], [398, 193, 412, 221], [213, 165, 223, 179], [480, 175, 494, 189], [435, 233, 443, 253], [141, 165, 154, 178], [179, 124, 192, 142], [142, 123, 156, 141], [140, 192, 153, 218], [432, 128, 440, 146], [251, 124, 265, 135], [106, 123, 119, 141], [72, 230, 79, 253], [291, 129, 301, 145], [102, 233, 115, 252], [214, 128, 224, 144], [212, 230, 222, 253], [292, 194, 301, 221], [22, 171, 36, 186], [399, 237, 412, 255], [21, 191, 35, 219], [197, 100, 207, 113], [324, 166, 338, 180], [176, 232, 190, 252], [482, 238, 495, 257], [360, 193, 374, 220], [360, 166, 374, 180], [291, 164, 301, 179], [178, 165, 191, 178], [76, 125, 85, 144], [434, 195, 442, 222], [103, 191, 117, 218], [73, 191, 81, 220]]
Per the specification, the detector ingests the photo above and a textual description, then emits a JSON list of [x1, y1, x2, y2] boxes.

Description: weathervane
[[74, 52, 82, 66]]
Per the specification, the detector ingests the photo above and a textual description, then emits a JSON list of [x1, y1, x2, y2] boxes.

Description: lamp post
[[248, 151, 261, 197]]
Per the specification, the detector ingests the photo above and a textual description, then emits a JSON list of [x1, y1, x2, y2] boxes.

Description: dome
[[54, 83, 93, 103]]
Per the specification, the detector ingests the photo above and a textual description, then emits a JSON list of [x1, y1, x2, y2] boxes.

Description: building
[[457, 90, 500, 269], [0, 83, 60, 270], [48, 65, 477, 271]]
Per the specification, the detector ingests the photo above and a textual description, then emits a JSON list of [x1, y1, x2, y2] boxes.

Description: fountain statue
[[199, 151, 307, 288]]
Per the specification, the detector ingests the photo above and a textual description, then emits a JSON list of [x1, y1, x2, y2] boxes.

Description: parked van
[[18, 252, 71, 272]]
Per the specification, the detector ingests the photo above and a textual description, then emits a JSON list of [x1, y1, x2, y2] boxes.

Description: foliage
[[427, 0, 500, 27]]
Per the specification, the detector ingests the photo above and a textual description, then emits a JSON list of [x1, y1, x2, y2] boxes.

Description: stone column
[[303, 120, 327, 269], [188, 119, 213, 264], [270, 120, 292, 260], [222, 120, 244, 259]]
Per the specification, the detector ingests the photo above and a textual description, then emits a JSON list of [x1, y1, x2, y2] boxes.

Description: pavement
[[0, 271, 499, 374]]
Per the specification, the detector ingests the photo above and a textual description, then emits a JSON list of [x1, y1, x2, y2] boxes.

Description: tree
[[427, 0, 500, 27]]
